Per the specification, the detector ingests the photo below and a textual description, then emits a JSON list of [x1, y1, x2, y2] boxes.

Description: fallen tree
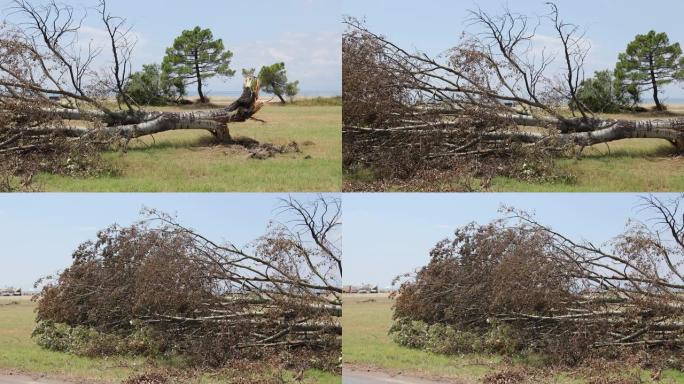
[[391, 194, 684, 366], [343, 5, 684, 185], [34, 196, 341, 369], [0, 0, 268, 189]]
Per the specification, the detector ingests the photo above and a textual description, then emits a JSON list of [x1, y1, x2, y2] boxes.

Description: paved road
[[0, 375, 76, 384], [343, 368, 461, 384]]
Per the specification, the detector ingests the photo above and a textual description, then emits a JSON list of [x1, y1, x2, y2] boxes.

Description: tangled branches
[[35, 197, 341, 368], [343, 5, 684, 189], [392, 195, 684, 366]]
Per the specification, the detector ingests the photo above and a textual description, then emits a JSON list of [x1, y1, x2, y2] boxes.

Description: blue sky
[[344, 193, 682, 288], [1, 0, 342, 96], [0, 193, 333, 291], [2, 193, 681, 291], [343, 0, 684, 100]]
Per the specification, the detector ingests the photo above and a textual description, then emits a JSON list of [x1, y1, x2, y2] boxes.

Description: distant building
[[358, 284, 378, 294], [0, 287, 21, 296], [343, 284, 378, 294]]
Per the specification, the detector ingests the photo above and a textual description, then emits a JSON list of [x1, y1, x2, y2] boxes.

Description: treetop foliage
[[258, 62, 299, 103], [162, 26, 235, 102], [162, 26, 235, 82]]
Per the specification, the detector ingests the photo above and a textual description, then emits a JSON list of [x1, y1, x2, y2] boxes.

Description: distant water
[[643, 97, 684, 104], [187, 90, 340, 97]]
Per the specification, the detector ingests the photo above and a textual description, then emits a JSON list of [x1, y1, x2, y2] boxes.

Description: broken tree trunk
[[344, 115, 684, 153], [2, 77, 264, 153]]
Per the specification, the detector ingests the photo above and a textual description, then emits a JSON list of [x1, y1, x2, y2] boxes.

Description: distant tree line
[[575, 30, 684, 113], [124, 26, 300, 105]]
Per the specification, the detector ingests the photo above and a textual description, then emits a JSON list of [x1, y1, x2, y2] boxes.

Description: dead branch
[[393, 194, 684, 363], [35, 196, 341, 365]]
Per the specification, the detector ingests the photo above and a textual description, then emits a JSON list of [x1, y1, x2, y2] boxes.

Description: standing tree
[[285, 80, 300, 102], [615, 31, 684, 111], [258, 62, 299, 103], [162, 26, 235, 103]]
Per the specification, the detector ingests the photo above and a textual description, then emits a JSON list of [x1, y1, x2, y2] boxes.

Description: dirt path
[[0, 374, 85, 384], [343, 367, 468, 384]]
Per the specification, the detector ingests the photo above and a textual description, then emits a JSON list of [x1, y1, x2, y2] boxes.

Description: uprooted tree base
[[342, 10, 684, 190], [33, 198, 341, 372], [390, 195, 684, 369]]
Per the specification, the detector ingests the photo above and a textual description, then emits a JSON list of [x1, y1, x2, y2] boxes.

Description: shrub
[[390, 318, 484, 355], [69, 326, 124, 357], [32, 321, 72, 352], [573, 70, 638, 113], [121, 64, 184, 106], [389, 318, 429, 349], [481, 322, 523, 356], [32, 320, 175, 358]]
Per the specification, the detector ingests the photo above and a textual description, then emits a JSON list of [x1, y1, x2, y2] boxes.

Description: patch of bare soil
[[246, 141, 300, 160], [0, 373, 94, 384], [343, 364, 472, 384], [193, 137, 302, 159]]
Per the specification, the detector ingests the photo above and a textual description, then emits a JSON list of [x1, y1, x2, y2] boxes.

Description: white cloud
[[231, 31, 341, 94], [267, 48, 294, 62], [75, 25, 147, 66]]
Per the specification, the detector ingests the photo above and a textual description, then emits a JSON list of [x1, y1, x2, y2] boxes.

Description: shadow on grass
[[116, 133, 266, 153], [579, 141, 680, 160]]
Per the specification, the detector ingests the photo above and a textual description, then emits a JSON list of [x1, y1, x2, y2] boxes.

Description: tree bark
[[649, 55, 663, 111], [345, 116, 684, 149], [194, 50, 206, 103]]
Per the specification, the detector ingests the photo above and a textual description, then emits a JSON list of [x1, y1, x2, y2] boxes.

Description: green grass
[[342, 293, 684, 383], [0, 297, 340, 383], [492, 138, 684, 192], [343, 294, 496, 382], [291, 96, 341, 106], [35, 104, 341, 192]]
